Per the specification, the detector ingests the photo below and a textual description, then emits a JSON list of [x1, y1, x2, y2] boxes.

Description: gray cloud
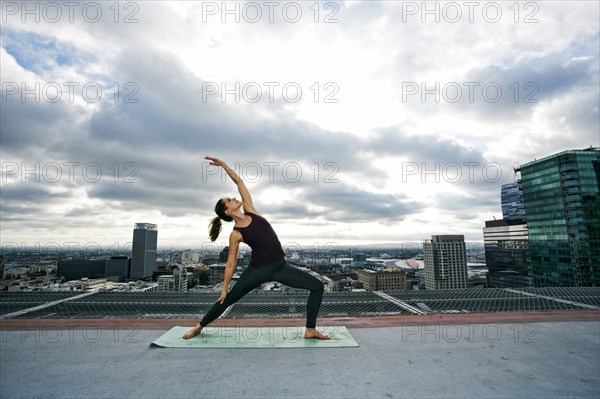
[[0, 183, 74, 202], [454, 53, 598, 119], [366, 126, 485, 164], [301, 182, 422, 224]]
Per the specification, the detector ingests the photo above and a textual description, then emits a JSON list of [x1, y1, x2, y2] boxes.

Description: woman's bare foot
[[182, 323, 202, 339], [304, 327, 331, 340]]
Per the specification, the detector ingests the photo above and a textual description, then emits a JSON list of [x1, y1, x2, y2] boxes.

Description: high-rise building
[[501, 181, 526, 220], [423, 235, 468, 290], [518, 148, 600, 286], [483, 219, 532, 287], [130, 223, 158, 280]]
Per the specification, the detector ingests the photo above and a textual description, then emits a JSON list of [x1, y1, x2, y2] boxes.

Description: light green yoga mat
[[151, 326, 359, 348]]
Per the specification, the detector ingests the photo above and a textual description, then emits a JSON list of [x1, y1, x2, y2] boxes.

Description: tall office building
[[501, 181, 526, 220], [518, 148, 600, 286], [130, 223, 158, 280], [483, 219, 531, 287], [423, 235, 468, 290]]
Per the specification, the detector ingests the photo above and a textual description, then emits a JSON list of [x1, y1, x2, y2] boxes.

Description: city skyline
[[2, 2, 599, 247]]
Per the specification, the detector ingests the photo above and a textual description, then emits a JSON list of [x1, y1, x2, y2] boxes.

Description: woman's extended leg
[[270, 262, 329, 338]]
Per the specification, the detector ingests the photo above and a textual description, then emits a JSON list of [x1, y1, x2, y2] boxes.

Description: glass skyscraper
[[501, 181, 526, 220], [131, 223, 158, 280], [483, 181, 530, 287], [518, 148, 600, 286]]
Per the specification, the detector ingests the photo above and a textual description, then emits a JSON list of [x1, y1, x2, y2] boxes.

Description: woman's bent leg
[[200, 266, 265, 327]]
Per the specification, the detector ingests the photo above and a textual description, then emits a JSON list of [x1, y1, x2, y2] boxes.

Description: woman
[[183, 156, 330, 340]]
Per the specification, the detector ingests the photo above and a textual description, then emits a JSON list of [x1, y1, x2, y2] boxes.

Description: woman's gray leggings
[[200, 260, 325, 328]]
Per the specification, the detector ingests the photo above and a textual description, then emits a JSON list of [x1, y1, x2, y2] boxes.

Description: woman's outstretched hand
[[205, 156, 225, 167]]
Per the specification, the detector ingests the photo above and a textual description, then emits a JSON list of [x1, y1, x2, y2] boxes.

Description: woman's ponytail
[[209, 216, 222, 242], [209, 198, 233, 241]]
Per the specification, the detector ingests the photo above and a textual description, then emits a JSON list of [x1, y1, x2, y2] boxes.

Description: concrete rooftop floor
[[1, 312, 599, 399]]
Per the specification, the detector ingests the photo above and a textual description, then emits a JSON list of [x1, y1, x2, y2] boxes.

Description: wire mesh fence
[[1, 287, 598, 319], [517, 287, 600, 307], [0, 292, 83, 316]]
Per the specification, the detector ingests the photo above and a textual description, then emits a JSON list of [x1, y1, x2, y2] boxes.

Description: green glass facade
[[520, 148, 600, 286]]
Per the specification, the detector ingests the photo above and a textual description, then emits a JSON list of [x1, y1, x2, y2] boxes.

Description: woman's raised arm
[[204, 156, 258, 214]]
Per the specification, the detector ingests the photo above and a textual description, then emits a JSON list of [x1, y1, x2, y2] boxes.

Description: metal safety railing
[[1, 287, 599, 319]]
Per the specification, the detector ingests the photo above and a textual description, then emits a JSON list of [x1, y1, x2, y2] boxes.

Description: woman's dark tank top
[[233, 212, 285, 268]]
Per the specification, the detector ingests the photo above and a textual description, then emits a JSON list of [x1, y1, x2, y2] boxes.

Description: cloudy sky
[[1, 1, 599, 251]]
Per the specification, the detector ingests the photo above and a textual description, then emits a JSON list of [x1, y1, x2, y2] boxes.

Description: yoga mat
[[150, 326, 359, 348]]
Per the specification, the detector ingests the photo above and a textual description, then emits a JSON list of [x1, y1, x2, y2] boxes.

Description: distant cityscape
[[0, 147, 598, 294], [0, 238, 488, 293]]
